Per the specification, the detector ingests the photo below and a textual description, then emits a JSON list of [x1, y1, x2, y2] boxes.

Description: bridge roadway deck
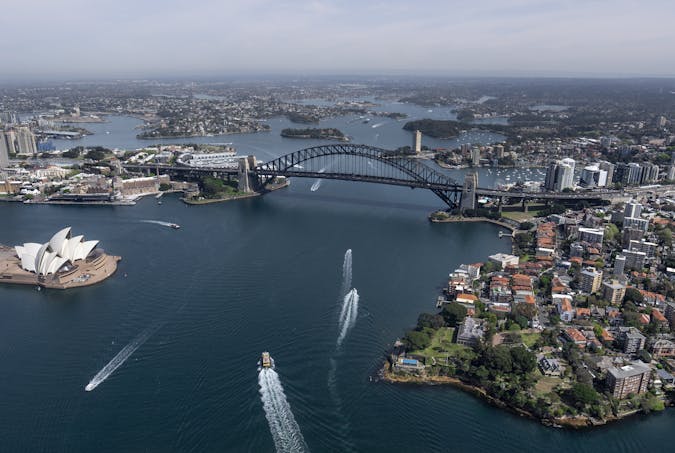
[[123, 164, 623, 202]]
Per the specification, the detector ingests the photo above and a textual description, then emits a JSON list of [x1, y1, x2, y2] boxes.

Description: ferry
[[169, 223, 180, 230], [260, 351, 273, 369]]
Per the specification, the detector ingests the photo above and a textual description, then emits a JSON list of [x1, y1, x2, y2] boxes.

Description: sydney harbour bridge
[[123, 144, 624, 209]]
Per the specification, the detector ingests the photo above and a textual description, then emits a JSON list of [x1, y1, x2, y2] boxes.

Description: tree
[[624, 288, 644, 304], [403, 329, 432, 351], [63, 146, 83, 158], [85, 149, 106, 161], [416, 313, 445, 330], [605, 223, 620, 243], [442, 303, 467, 327], [201, 176, 225, 197], [510, 346, 536, 373], [567, 383, 600, 408]]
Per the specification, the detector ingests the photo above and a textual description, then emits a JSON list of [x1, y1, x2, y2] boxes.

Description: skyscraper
[[14, 127, 36, 156], [560, 158, 575, 189], [0, 130, 15, 167]]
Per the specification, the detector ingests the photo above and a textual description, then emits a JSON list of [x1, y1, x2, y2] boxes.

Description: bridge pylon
[[460, 172, 478, 212]]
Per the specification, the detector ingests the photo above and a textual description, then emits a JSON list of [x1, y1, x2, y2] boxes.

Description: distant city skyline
[[2, 0, 675, 80]]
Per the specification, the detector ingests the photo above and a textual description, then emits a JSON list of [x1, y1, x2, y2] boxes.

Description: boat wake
[[258, 366, 308, 453], [310, 167, 327, 192], [371, 122, 385, 128], [340, 249, 352, 297], [337, 289, 359, 347], [140, 220, 174, 228], [85, 323, 161, 392]]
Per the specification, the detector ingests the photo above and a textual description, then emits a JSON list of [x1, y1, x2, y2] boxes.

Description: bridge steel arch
[[254, 144, 463, 207]]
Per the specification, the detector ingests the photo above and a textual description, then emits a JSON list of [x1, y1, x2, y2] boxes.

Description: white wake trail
[[337, 289, 359, 347], [340, 249, 352, 297], [258, 367, 309, 453], [85, 324, 160, 391], [140, 220, 173, 227], [310, 167, 326, 192]]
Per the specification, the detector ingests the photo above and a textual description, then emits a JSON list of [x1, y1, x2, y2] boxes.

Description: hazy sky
[[3, 0, 675, 79]]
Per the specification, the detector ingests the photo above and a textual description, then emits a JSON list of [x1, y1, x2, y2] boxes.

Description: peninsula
[[0, 227, 120, 289], [385, 204, 675, 429]]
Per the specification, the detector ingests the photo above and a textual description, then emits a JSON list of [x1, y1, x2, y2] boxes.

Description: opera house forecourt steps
[[0, 227, 120, 289]]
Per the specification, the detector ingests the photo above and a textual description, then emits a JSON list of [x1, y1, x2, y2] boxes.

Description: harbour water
[[1, 184, 674, 452]]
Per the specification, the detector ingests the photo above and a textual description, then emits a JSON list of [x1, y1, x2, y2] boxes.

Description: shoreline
[[429, 214, 518, 232], [380, 362, 665, 429]]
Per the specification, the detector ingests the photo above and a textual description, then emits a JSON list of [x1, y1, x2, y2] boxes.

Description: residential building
[[606, 361, 651, 399], [624, 202, 642, 219], [623, 216, 649, 233], [602, 280, 626, 305], [554, 294, 575, 322], [629, 239, 657, 259], [563, 327, 587, 348], [544, 158, 575, 191], [599, 161, 615, 185], [622, 227, 644, 247], [579, 267, 603, 294], [665, 301, 675, 330], [471, 147, 480, 166], [613, 255, 626, 276], [618, 327, 646, 355], [578, 227, 604, 244], [488, 253, 519, 269], [456, 317, 485, 347], [579, 165, 608, 188], [622, 249, 647, 270], [650, 338, 675, 358], [538, 356, 564, 376]]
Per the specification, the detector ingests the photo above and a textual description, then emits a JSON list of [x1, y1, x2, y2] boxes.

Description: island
[[402, 119, 462, 138], [280, 127, 347, 141]]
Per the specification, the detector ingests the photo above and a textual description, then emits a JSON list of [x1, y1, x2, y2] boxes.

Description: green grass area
[[534, 375, 563, 396], [521, 331, 541, 348], [499, 203, 547, 221], [410, 327, 476, 363]]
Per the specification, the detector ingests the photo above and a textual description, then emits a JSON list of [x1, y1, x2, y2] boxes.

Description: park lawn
[[521, 331, 541, 348], [411, 327, 475, 363], [534, 375, 563, 396]]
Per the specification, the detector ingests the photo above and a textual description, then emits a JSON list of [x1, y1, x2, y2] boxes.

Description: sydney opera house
[[0, 227, 120, 289]]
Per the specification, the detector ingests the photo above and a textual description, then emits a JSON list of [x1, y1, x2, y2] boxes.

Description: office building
[[14, 127, 36, 156], [606, 361, 651, 399]]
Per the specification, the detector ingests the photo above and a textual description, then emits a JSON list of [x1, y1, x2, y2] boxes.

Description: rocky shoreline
[[379, 362, 664, 429]]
